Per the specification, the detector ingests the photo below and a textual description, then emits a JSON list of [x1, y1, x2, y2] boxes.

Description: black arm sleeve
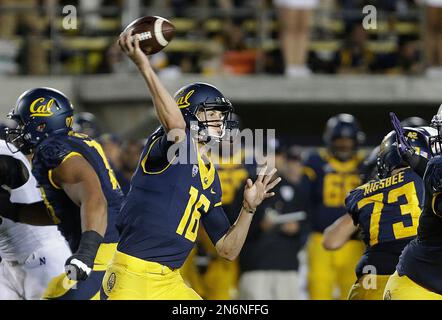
[[0, 155, 29, 189], [403, 152, 429, 178], [0, 195, 53, 225], [0, 189, 19, 222]]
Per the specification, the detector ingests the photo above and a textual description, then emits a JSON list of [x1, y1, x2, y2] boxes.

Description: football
[[122, 16, 175, 55]]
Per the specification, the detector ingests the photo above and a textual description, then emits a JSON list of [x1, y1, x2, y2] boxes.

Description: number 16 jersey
[[116, 128, 231, 269]]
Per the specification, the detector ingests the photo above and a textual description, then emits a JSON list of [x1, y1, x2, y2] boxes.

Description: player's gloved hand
[[390, 112, 414, 157], [65, 254, 94, 281], [65, 230, 103, 281]]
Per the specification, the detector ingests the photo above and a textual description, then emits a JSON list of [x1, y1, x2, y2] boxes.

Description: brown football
[[122, 16, 175, 55]]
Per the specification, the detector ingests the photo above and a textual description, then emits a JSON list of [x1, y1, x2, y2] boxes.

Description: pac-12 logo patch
[[192, 164, 199, 177], [107, 273, 116, 292]]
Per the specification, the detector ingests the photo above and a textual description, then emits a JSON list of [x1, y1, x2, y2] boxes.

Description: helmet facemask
[[5, 110, 51, 154], [192, 99, 239, 144], [5, 114, 34, 154], [430, 114, 442, 156]]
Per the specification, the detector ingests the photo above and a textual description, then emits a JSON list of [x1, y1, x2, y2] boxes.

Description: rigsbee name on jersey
[[362, 171, 405, 196]]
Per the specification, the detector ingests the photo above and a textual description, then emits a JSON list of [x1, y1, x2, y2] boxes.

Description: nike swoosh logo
[[210, 189, 216, 194]]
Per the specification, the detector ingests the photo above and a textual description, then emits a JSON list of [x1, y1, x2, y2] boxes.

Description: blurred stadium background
[[1, 0, 442, 300]]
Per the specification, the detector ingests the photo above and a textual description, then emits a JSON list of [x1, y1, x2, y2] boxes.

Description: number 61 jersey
[[116, 128, 231, 269], [345, 167, 423, 278], [302, 149, 365, 233]]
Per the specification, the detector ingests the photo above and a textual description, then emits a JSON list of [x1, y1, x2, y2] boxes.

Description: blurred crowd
[[0, 0, 441, 77]]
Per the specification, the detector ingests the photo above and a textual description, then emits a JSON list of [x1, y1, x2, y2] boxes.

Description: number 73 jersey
[[346, 167, 423, 249]]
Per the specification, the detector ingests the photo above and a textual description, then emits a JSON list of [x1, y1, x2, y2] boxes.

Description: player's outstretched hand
[[243, 166, 281, 213], [65, 253, 94, 281], [118, 30, 150, 70], [390, 112, 413, 156]]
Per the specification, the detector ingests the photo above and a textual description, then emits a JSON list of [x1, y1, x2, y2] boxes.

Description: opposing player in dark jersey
[[384, 112, 442, 299], [100, 30, 281, 300], [4, 87, 124, 299], [324, 127, 432, 299]]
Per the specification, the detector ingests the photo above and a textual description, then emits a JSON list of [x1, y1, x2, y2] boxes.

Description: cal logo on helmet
[[176, 90, 195, 109], [30, 97, 54, 117]]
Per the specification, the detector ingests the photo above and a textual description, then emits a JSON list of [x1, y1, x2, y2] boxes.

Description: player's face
[[331, 137, 356, 161], [197, 109, 224, 138]]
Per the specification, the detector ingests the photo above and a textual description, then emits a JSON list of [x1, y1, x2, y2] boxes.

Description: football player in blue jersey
[[100, 30, 281, 300], [302, 113, 366, 299], [383, 112, 442, 299], [323, 126, 434, 299], [4, 87, 124, 299]]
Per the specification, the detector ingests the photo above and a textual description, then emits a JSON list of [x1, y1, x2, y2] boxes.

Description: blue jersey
[[302, 149, 365, 233], [346, 167, 423, 278], [397, 156, 442, 294], [32, 132, 123, 251], [116, 128, 231, 269]]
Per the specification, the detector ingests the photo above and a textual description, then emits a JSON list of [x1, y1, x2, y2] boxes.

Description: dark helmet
[[360, 145, 380, 183], [377, 126, 434, 179], [0, 119, 18, 141], [401, 117, 428, 128], [323, 113, 365, 160], [73, 112, 101, 138], [173, 82, 238, 142], [6, 87, 74, 154]]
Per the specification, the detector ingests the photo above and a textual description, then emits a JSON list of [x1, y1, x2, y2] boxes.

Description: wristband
[[242, 201, 256, 214], [76, 230, 104, 259]]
